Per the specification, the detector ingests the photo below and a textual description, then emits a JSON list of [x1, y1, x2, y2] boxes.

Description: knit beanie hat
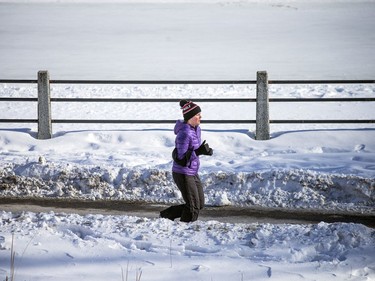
[[180, 100, 201, 121]]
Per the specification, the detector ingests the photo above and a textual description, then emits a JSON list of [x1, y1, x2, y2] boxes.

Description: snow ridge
[[1, 161, 373, 213]]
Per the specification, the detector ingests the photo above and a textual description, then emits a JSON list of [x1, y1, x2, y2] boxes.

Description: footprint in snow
[[354, 144, 365, 152], [192, 265, 209, 272], [258, 265, 272, 277]]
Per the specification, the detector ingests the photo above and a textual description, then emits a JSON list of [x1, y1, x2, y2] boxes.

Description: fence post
[[256, 71, 270, 140], [37, 70, 52, 139]]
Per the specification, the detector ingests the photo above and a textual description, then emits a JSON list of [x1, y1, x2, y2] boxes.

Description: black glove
[[172, 148, 192, 166], [195, 140, 213, 156]]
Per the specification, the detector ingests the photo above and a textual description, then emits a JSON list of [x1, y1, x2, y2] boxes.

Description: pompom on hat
[[180, 100, 201, 121]]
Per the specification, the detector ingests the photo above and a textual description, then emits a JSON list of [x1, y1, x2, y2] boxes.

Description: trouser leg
[[195, 174, 204, 210], [160, 204, 184, 221], [172, 172, 204, 222]]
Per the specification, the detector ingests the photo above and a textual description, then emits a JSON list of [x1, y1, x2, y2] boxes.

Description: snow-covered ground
[[1, 212, 374, 281], [1, 1, 375, 281]]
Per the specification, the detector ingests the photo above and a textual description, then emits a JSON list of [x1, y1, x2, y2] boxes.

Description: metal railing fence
[[0, 71, 374, 139]]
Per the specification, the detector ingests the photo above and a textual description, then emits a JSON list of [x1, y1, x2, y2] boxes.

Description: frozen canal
[[1, 1, 374, 80]]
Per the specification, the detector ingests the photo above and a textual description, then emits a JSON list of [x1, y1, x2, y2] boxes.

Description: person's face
[[188, 113, 202, 127]]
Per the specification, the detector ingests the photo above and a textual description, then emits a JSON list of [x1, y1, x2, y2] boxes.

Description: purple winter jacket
[[172, 120, 201, 176]]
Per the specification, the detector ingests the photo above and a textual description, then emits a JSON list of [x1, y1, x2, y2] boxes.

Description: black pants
[[160, 172, 204, 222]]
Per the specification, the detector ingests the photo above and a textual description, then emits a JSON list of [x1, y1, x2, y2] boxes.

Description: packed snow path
[[1, 198, 374, 227]]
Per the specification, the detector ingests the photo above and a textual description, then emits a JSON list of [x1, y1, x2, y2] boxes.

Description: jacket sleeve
[[176, 130, 191, 160], [197, 126, 202, 144]]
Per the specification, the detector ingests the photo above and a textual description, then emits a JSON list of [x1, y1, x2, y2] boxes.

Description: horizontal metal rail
[[0, 119, 37, 123], [269, 98, 375, 102], [1, 119, 373, 124], [0, 98, 38, 102], [268, 80, 375, 84], [51, 119, 256, 124], [49, 98, 255, 102], [2, 97, 375, 103], [1, 79, 256, 84], [270, 120, 374, 124], [46, 97, 375, 103], [0, 79, 38, 84], [1, 79, 375, 84], [51, 119, 374, 124]]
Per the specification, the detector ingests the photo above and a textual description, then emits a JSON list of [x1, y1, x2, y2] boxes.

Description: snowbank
[[1, 160, 374, 213]]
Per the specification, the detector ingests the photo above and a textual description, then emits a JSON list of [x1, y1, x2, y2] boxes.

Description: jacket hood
[[174, 120, 188, 135]]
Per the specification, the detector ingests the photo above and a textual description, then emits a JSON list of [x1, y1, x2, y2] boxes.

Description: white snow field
[[0, 0, 375, 80], [0, 1, 374, 281]]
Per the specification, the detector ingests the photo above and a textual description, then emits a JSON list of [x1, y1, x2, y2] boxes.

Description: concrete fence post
[[37, 70, 52, 139], [256, 71, 270, 140]]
